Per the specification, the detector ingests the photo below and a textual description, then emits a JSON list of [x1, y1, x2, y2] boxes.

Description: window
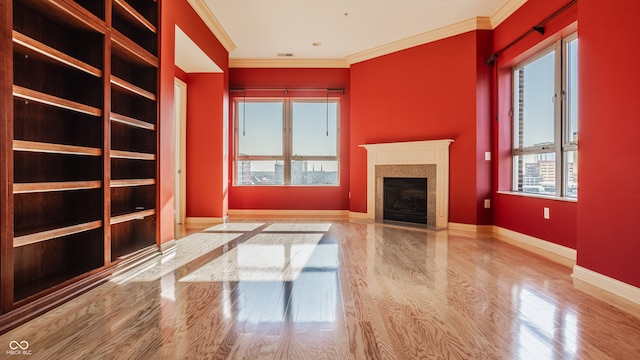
[[235, 98, 339, 185], [512, 33, 578, 198]]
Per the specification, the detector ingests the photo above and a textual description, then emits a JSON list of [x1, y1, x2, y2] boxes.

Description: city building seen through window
[[512, 33, 578, 198], [235, 98, 339, 186]]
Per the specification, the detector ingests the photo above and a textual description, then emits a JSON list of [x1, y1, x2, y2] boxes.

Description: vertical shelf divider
[[0, 0, 15, 313], [103, 0, 113, 267], [109, 0, 158, 261]]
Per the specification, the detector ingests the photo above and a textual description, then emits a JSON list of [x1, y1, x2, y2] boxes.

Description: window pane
[[566, 38, 578, 143], [564, 150, 578, 198], [513, 51, 556, 148], [236, 160, 284, 185], [292, 102, 338, 156], [238, 101, 283, 156], [290, 160, 338, 185], [513, 153, 556, 195]]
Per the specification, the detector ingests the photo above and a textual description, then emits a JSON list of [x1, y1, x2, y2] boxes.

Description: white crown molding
[[491, 0, 529, 28], [186, 0, 236, 53], [346, 17, 492, 65], [191, 0, 529, 69], [229, 58, 350, 69], [476, 16, 494, 30]]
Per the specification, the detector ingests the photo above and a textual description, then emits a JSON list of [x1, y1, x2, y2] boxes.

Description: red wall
[[494, 194, 577, 249], [474, 31, 494, 225], [159, 0, 228, 241], [160, 0, 640, 291], [185, 73, 227, 217], [491, 0, 578, 249], [577, 1, 640, 286], [227, 68, 350, 210], [349, 31, 492, 224]]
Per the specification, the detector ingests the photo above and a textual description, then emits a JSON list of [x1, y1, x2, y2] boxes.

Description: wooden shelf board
[[111, 76, 156, 101], [14, 220, 103, 248], [13, 85, 102, 117], [110, 209, 156, 225], [19, 0, 106, 34], [110, 112, 155, 130], [110, 150, 156, 160], [113, 0, 157, 33], [3, 0, 159, 331], [111, 179, 156, 188], [13, 31, 102, 77], [14, 181, 102, 194], [111, 31, 158, 67], [14, 140, 102, 156]]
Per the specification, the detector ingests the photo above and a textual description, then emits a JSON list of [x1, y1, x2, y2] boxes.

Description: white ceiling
[[200, 0, 519, 64], [175, 26, 223, 73]]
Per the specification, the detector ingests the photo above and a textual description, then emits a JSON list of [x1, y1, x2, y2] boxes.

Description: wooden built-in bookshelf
[[0, 0, 159, 333]]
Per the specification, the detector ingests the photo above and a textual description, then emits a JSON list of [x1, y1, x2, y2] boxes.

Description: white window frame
[[234, 97, 340, 186], [512, 32, 578, 198]]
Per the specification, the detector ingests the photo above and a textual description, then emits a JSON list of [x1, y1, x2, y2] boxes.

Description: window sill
[[496, 191, 577, 203]]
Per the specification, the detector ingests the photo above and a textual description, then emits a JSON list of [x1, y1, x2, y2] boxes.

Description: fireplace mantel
[[360, 139, 454, 228]]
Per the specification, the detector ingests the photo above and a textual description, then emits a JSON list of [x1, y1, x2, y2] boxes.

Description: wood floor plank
[[2, 219, 640, 359]]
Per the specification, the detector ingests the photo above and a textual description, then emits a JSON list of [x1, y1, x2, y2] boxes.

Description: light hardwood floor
[[2, 219, 640, 359]]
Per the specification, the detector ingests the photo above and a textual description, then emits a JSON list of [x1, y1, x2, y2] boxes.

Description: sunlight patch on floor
[[112, 232, 242, 284], [180, 233, 324, 282], [205, 222, 265, 232], [262, 223, 332, 232]]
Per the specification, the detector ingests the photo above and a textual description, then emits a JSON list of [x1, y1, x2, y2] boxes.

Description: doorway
[[174, 78, 187, 224]]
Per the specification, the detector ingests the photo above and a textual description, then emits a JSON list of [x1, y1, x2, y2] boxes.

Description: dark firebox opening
[[383, 177, 427, 224]]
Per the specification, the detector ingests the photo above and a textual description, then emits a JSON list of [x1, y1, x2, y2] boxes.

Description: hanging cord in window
[[494, 58, 499, 122], [326, 91, 329, 136], [242, 90, 246, 136]]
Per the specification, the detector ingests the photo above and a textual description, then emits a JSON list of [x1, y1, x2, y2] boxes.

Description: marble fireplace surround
[[360, 140, 454, 229]]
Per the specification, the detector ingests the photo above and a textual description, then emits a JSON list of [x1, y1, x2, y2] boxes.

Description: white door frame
[[174, 78, 187, 224]]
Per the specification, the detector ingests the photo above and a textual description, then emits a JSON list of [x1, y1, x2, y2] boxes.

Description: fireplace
[[360, 140, 453, 229], [383, 177, 427, 224]]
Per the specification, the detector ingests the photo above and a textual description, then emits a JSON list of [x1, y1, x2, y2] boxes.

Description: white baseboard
[[227, 209, 350, 218], [572, 265, 640, 315], [159, 239, 177, 254], [185, 217, 224, 225], [492, 226, 577, 268], [573, 266, 640, 303], [348, 211, 369, 219], [448, 222, 493, 235]]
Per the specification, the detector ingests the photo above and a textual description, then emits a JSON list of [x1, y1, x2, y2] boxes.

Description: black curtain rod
[[486, 0, 577, 65], [230, 87, 345, 94]]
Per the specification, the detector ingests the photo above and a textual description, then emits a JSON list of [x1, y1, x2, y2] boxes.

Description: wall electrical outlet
[[485, 152, 491, 161], [484, 199, 491, 209], [543, 207, 550, 219]]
